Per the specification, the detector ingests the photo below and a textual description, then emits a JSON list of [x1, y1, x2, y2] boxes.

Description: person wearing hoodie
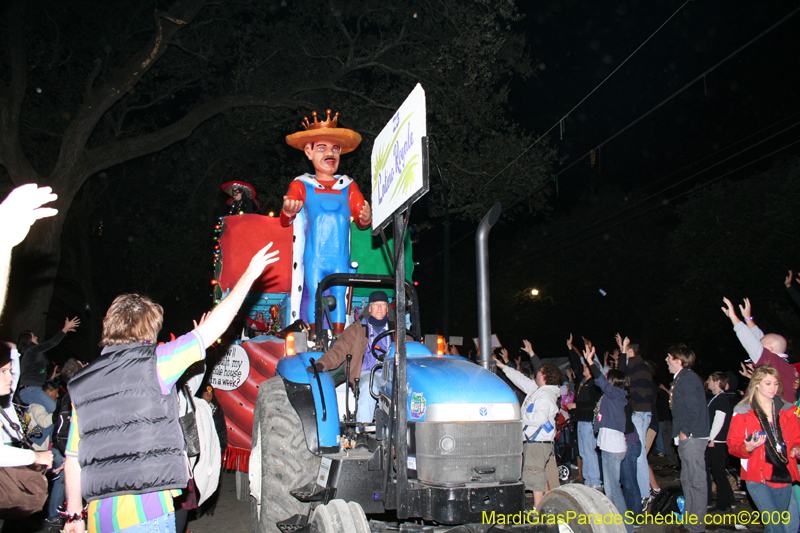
[[493, 346, 561, 510], [585, 346, 633, 533]]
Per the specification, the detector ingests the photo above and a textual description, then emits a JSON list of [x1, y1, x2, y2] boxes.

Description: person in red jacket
[[728, 364, 800, 533]]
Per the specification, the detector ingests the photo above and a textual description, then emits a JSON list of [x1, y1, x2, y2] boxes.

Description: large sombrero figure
[[281, 110, 371, 335], [285, 110, 362, 154]]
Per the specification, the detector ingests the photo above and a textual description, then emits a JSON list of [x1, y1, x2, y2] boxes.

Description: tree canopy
[[0, 0, 556, 347]]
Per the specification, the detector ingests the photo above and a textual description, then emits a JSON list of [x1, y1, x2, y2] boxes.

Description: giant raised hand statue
[[281, 110, 372, 335]]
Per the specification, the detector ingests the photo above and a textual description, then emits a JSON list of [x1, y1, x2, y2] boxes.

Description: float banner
[[371, 83, 427, 230]]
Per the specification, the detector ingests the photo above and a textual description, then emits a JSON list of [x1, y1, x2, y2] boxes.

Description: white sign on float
[[371, 83, 428, 230], [211, 344, 250, 391]]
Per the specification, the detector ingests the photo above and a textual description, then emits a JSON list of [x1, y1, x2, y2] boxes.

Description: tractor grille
[[414, 421, 522, 486]]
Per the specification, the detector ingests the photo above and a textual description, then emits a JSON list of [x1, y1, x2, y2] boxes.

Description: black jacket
[[69, 343, 189, 502]]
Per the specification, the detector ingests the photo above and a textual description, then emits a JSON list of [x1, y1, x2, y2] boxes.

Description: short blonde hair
[[100, 294, 163, 346]]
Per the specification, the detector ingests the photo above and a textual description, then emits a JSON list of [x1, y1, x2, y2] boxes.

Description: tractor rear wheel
[[251, 377, 321, 533]]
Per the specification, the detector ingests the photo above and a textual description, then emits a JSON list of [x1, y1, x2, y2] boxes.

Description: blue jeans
[[631, 411, 651, 499], [356, 369, 380, 423], [602, 449, 632, 533], [747, 482, 793, 533], [18, 386, 56, 412], [47, 449, 65, 518], [621, 440, 642, 519], [655, 421, 667, 455], [577, 421, 602, 487], [114, 512, 176, 533]]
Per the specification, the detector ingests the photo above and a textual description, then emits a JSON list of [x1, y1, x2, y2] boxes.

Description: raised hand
[[611, 349, 620, 362], [740, 361, 754, 380], [492, 353, 505, 369], [62, 317, 80, 333], [243, 242, 280, 279], [0, 184, 59, 248], [193, 312, 211, 329], [738, 298, 752, 321], [583, 345, 596, 366], [499, 348, 510, 364], [615, 333, 624, 349], [566, 333, 574, 351], [721, 297, 740, 324], [582, 336, 592, 349], [521, 339, 535, 357], [786, 271, 794, 289]]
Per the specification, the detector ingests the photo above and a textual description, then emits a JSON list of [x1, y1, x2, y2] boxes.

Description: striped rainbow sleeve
[[155, 330, 206, 394]]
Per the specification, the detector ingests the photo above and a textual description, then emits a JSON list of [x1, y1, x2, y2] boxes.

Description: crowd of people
[[485, 278, 800, 533], [0, 184, 281, 533], [3, 179, 800, 533]]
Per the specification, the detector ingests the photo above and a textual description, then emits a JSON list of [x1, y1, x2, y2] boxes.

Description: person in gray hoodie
[[494, 348, 561, 510]]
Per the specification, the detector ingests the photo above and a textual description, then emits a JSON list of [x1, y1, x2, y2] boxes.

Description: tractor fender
[[277, 353, 340, 453]]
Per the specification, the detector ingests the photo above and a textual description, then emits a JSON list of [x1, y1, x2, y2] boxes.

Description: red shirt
[[280, 178, 369, 229]]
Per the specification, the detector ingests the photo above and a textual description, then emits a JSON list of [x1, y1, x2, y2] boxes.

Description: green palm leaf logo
[[389, 154, 419, 202], [372, 113, 415, 193]]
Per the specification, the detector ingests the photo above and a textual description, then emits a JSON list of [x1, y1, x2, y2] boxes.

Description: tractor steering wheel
[[371, 329, 395, 362]]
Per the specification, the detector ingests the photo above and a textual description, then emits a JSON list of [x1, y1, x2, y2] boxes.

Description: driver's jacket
[[316, 317, 395, 388]]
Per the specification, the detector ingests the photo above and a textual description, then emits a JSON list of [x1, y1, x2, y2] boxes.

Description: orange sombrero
[[286, 109, 362, 154]]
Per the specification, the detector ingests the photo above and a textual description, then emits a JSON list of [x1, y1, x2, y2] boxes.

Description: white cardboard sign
[[371, 84, 427, 229], [211, 344, 250, 391]]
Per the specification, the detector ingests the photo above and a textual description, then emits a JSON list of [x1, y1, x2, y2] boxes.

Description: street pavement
[[2, 454, 764, 533]]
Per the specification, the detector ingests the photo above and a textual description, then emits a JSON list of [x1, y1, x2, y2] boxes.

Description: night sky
[[415, 1, 800, 378], [3, 0, 800, 382]]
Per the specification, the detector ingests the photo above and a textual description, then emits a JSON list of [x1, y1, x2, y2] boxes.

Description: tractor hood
[[381, 342, 521, 423]]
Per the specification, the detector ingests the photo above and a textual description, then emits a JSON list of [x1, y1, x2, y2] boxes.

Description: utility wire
[[505, 119, 800, 244], [436, 137, 800, 297], [417, 5, 800, 267], [472, 0, 692, 196], [419, 118, 800, 268], [476, 2, 800, 208]]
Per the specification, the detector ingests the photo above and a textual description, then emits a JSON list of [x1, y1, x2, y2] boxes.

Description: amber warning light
[[285, 333, 296, 356]]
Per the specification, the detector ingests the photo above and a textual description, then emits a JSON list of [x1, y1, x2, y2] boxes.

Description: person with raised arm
[[584, 345, 633, 532], [494, 343, 561, 510], [721, 297, 798, 403], [63, 244, 280, 533]]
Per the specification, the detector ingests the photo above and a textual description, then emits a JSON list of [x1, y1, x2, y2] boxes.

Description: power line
[[437, 136, 800, 298], [417, 5, 800, 267], [418, 118, 800, 268], [472, 0, 692, 196], [479, 2, 800, 208]]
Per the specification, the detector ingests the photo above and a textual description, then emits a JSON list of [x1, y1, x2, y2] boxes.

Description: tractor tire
[[538, 484, 626, 533], [252, 377, 321, 533], [309, 499, 370, 533]]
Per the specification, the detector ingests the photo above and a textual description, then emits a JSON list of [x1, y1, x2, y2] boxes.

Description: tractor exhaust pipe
[[476, 202, 501, 370]]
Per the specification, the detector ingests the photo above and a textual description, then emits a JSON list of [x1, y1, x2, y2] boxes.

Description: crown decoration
[[302, 109, 339, 131]]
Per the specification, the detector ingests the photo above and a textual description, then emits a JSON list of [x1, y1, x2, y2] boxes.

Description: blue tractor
[[249, 209, 622, 533]]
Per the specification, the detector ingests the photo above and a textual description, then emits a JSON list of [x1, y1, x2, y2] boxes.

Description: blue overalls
[[300, 176, 352, 326]]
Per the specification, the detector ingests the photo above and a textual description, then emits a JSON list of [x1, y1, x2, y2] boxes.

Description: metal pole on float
[[476, 202, 501, 371]]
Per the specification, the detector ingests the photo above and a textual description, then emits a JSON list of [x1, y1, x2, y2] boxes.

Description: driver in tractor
[[281, 109, 372, 337], [306, 291, 391, 423]]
